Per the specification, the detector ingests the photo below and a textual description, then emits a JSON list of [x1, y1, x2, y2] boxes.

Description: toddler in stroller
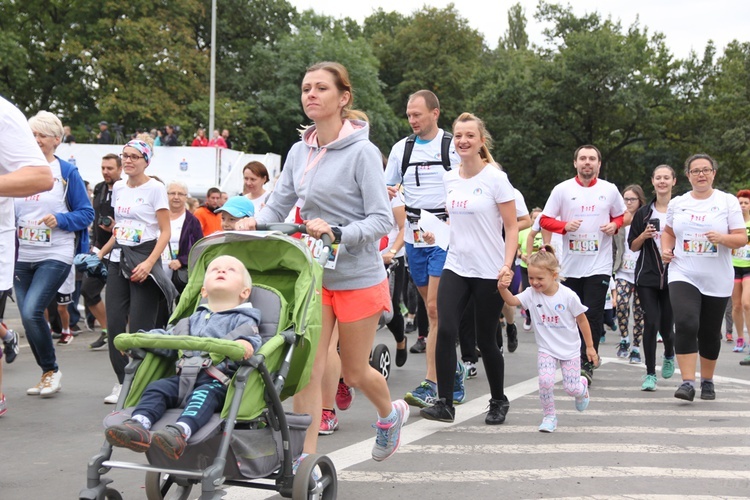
[[104, 255, 261, 460]]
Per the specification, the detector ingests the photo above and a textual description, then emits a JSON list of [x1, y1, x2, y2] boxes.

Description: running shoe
[[396, 345, 408, 367], [726, 332, 734, 342], [0, 393, 7, 417], [39, 370, 62, 398], [409, 336, 426, 354], [106, 419, 151, 452], [57, 332, 74, 345], [485, 396, 510, 425], [372, 400, 409, 462], [104, 383, 122, 404], [465, 361, 478, 379], [152, 425, 188, 460], [292, 453, 321, 481], [51, 331, 62, 340], [453, 361, 467, 405], [741, 354, 750, 366], [27, 371, 52, 396], [404, 381, 436, 408], [335, 380, 355, 411], [600, 333, 606, 344], [629, 348, 641, 364], [319, 409, 339, 435], [404, 317, 416, 333], [538, 415, 557, 433], [506, 323, 518, 353], [89, 332, 107, 350], [581, 361, 594, 386], [420, 398, 455, 422], [657, 333, 663, 343], [523, 314, 532, 332], [575, 378, 590, 411], [2, 329, 19, 364], [674, 382, 696, 401], [733, 338, 746, 352], [700, 380, 716, 400], [641, 374, 657, 391], [661, 356, 675, 379], [616, 339, 630, 358]]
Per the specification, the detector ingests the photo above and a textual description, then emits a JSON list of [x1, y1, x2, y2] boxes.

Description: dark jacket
[[176, 210, 203, 267], [628, 199, 668, 289], [92, 180, 117, 249]]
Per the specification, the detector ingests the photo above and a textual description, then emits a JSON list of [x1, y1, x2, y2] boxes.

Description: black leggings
[[668, 281, 726, 360], [562, 274, 609, 360], [636, 286, 675, 375], [386, 256, 406, 344], [458, 297, 503, 363], [436, 269, 505, 404]]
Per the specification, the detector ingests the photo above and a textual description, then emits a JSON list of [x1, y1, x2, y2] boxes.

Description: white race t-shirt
[[443, 165, 515, 279], [666, 189, 745, 297], [514, 188, 529, 219], [15, 159, 76, 264], [542, 177, 626, 278], [248, 190, 271, 215], [0, 97, 48, 289], [517, 284, 588, 360], [110, 178, 169, 262], [615, 226, 640, 283], [649, 204, 668, 253], [385, 130, 460, 244], [381, 191, 406, 258], [162, 212, 186, 275]]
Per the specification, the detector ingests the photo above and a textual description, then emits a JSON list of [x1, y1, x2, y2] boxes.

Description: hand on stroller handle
[[255, 223, 334, 266]]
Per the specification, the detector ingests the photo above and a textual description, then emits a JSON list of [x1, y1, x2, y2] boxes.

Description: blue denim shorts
[[405, 243, 447, 287]]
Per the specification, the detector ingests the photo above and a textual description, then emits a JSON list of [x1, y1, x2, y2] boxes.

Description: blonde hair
[[29, 111, 64, 139], [134, 132, 154, 149], [527, 245, 561, 276], [204, 255, 253, 289], [452, 112, 496, 166]]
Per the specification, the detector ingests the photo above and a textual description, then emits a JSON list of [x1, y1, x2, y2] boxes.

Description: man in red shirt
[[193, 187, 223, 236]]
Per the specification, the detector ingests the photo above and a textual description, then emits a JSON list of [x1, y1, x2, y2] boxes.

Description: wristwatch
[[388, 248, 398, 255], [330, 226, 342, 244]]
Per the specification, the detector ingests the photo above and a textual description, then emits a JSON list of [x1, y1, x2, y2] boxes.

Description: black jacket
[[628, 199, 668, 289]]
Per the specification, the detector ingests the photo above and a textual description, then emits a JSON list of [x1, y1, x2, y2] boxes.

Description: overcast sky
[[288, 0, 749, 59]]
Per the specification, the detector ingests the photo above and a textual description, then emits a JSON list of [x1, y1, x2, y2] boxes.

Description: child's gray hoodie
[[256, 120, 392, 290]]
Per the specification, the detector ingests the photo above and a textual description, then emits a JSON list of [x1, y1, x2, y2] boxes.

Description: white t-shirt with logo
[[110, 178, 169, 263], [385, 130, 460, 244], [615, 226, 640, 283], [381, 191, 406, 259], [666, 189, 745, 297], [517, 284, 588, 360], [541, 178, 626, 278], [15, 159, 76, 264], [162, 212, 186, 276], [443, 165, 515, 279], [514, 188, 529, 219]]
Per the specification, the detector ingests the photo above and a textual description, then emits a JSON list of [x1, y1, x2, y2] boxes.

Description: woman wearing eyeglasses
[[98, 135, 176, 404], [14, 111, 94, 398], [163, 180, 203, 296], [661, 154, 748, 402]]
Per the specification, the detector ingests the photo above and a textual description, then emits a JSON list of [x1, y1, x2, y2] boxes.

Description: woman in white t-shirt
[[498, 246, 596, 432], [612, 185, 646, 363], [419, 113, 518, 425], [242, 161, 272, 214], [98, 135, 174, 404], [662, 154, 747, 402], [14, 111, 94, 398]]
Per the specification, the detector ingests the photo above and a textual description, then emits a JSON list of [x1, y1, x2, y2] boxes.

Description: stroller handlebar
[[255, 223, 333, 266]]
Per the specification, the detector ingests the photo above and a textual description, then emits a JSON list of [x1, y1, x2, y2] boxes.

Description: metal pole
[[209, 0, 218, 184]]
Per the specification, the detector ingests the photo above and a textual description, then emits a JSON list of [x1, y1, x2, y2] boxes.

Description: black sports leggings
[[436, 269, 505, 404], [562, 274, 609, 360], [636, 285, 675, 375], [386, 256, 406, 344], [668, 281, 726, 360]]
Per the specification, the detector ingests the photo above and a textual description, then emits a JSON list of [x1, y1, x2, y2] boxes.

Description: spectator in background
[[221, 129, 231, 150], [97, 121, 112, 144], [216, 196, 254, 231], [62, 126, 75, 144], [242, 161, 271, 214], [193, 187, 223, 236], [163, 181, 203, 296], [150, 129, 162, 147], [208, 129, 227, 148], [191, 128, 208, 147], [220, 191, 228, 207], [163, 125, 178, 147], [187, 197, 199, 213]]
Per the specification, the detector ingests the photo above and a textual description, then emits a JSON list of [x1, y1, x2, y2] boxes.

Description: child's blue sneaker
[[538, 415, 557, 433]]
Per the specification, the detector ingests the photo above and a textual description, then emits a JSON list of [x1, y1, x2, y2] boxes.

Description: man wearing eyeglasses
[[539, 145, 627, 384], [83, 153, 123, 349]]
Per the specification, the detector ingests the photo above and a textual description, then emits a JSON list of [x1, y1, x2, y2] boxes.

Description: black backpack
[[400, 132, 453, 187]]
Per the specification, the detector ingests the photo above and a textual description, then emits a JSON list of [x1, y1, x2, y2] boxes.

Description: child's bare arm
[[497, 269, 522, 307], [576, 313, 599, 365], [235, 339, 255, 359]]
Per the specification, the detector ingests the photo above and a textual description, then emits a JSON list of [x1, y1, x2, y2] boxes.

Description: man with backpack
[[384, 90, 464, 409]]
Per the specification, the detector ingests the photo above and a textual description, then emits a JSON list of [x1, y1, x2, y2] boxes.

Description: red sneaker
[[335, 380, 355, 411]]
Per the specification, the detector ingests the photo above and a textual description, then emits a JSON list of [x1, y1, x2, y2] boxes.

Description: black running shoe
[[581, 361, 595, 386], [700, 380, 715, 400], [89, 333, 107, 349], [409, 336, 426, 354], [674, 382, 696, 401], [506, 324, 518, 353], [420, 398, 455, 423], [485, 396, 510, 425], [396, 346, 407, 367]]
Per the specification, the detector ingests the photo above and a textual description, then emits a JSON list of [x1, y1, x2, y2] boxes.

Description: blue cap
[[215, 196, 255, 218]]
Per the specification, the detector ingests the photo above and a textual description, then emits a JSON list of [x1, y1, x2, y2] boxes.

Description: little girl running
[[497, 246, 597, 432]]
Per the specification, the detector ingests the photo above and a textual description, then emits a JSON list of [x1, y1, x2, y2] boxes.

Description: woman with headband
[[98, 134, 176, 404]]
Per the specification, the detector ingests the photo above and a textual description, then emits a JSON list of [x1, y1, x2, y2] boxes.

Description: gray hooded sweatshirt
[[256, 120, 392, 290]]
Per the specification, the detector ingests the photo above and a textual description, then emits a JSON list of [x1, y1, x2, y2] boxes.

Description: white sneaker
[[104, 384, 122, 404], [27, 371, 53, 395], [39, 370, 62, 398]]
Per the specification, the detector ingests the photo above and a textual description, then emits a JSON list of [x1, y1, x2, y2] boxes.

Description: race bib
[[568, 233, 599, 255], [113, 220, 146, 245], [622, 257, 637, 271], [299, 234, 341, 270], [161, 245, 178, 263], [732, 245, 750, 261], [17, 219, 52, 247], [682, 232, 717, 257], [409, 219, 435, 248]]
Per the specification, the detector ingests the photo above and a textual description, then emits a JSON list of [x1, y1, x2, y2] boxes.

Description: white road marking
[[397, 443, 750, 455], [543, 496, 750, 500], [515, 396, 750, 403], [444, 426, 744, 435]]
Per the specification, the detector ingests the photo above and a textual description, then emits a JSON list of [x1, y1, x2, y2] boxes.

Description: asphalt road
[[1, 304, 749, 499]]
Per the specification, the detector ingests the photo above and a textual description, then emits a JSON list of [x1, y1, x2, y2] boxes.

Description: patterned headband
[[124, 139, 153, 165]]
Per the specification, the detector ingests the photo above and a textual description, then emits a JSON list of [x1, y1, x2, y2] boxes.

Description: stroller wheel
[[144, 471, 193, 500], [104, 488, 123, 500], [292, 453, 337, 500], [370, 344, 391, 380]]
